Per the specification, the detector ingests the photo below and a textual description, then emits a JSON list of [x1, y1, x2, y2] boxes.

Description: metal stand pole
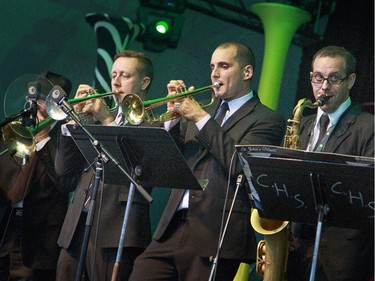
[[76, 157, 103, 281], [48, 86, 153, 281], [309, 204, 329, 281], [208, 175, 244, 281]]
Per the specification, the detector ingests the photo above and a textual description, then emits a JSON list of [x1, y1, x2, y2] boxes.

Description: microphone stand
[[48, 86, 153, 281], [77, 155, 103, 281], [0, 107, 34, 128], [208, 174, 245, 281]]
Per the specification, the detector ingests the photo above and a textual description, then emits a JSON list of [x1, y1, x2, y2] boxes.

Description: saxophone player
[[286, 46, 374, 281]]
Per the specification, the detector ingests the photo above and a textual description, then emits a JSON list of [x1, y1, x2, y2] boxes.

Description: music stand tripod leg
[[308, 172, 329, 281], [309, 204, 329, 281], [76, 157, 103, 281], [111, 165, 144, 281], [111, 175, 138, 281]]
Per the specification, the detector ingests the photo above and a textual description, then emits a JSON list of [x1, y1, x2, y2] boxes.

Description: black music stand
[[67, 125, 203, 190], [236, 144, 374, 281], [67, 125, 203, 280]]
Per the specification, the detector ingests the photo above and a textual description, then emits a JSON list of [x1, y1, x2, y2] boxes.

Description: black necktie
[[116, 112, 125, 126], [214, 102, 229, 126], [314, 114, 329, 151]]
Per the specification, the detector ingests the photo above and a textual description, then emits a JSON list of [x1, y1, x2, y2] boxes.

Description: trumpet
[[45, 90, 119, 121], [122, 82, 220, 125], [1, 117, 56, 158]]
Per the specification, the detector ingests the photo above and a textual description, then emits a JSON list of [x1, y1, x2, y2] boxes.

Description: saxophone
[[250, 95, 329, 281]]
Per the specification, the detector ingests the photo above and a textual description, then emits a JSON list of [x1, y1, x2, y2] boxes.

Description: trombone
[[1, 117, 56, 158], [1, 90, 119, 158], [122, 82, 220, 125]]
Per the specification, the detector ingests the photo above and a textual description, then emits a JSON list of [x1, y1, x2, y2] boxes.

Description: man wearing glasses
[[286, 46, 374, 281]]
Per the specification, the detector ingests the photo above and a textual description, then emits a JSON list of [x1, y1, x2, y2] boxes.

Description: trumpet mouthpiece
[[213, 82, 221, 88]]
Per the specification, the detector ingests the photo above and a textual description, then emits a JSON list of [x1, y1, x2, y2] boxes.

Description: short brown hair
[[114, 50, 154, 87], [312, 45, 357, 75], [216, 42, 256, 71]]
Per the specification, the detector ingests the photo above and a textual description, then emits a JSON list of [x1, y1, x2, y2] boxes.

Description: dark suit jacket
[[55, 126, 152, 250], [295, 103, 374, 280], [300, 103, 374, 157], [153, 94, 286, 262], [0, 135, 69, 269]]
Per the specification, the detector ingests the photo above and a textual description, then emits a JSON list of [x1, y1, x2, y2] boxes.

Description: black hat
[[29, 70, 72, 100]]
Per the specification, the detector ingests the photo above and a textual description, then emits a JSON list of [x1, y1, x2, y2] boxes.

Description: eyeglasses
[[310, 73, 348, 85]]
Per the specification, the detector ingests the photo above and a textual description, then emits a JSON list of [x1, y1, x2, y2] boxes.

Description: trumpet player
[[129, 41, 286, 281], [55, 50, 154, 281], [0, 71, 72, 281], [286, 46, 374, 281]]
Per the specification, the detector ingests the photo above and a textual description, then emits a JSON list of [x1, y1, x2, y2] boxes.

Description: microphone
[[49, 85, 80, 122], [236, 173, 253, 203], [27, 82, 41, 100], [22, 82, 41, 127], [236, 174, 245, 186]]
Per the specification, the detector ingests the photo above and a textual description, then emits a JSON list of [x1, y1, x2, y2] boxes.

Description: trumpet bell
[[122, 94, 145, 125], [121, 83, 218, 125], [3, 121, 35, 158]]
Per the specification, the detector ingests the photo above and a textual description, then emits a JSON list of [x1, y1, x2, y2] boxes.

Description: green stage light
[[137, 5, 185, 52], [155, 20, 169, 34]]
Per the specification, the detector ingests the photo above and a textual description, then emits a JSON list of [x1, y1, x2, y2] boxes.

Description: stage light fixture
[[137, 4, 185, 52], [139, 0, 187, 14], [155, 20, 169, 34]]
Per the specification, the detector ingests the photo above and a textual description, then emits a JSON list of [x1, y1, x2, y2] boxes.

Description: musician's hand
[[84, 98, 114, 125], [166, 80, 194, 113], [74, 84, 94, 113], [74, 84, 114, 125], [166, 80, 207, 123], [176, 97, 208, 123]]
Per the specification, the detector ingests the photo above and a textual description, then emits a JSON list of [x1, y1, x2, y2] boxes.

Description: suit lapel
[[300, 116, 315, 149], [324, 106, 357, 152], [222, 96, 258, 131], [187, 97, 259, 168], [300, 104, 359, 152]]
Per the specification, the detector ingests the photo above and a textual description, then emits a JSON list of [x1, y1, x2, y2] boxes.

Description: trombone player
[[55, 50, 155, 281], [0, 71, 72, 281]]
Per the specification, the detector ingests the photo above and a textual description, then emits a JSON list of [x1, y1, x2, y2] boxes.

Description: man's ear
[[243, 65, 253, 80], [141, 77, 151, 91], [347, 73, 356, 90]]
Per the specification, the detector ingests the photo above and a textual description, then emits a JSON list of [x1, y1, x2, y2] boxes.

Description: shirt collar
[[220, 90, 253, 113], [317, 97, 351, 128]]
